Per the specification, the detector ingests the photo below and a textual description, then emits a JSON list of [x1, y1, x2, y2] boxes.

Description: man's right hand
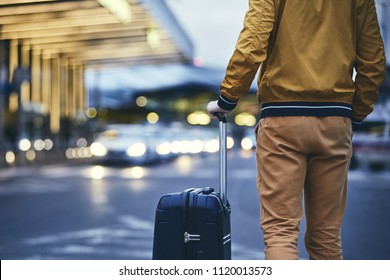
[[206, 100, 231, 120]]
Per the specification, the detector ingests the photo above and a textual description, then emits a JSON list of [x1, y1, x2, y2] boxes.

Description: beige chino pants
[[255, 116, 353, 260]]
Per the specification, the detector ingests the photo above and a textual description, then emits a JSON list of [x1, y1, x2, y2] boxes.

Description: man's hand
[[206, 100, 231, 120]]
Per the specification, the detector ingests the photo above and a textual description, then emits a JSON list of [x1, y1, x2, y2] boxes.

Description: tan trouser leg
[[256, 116, 352, 260], [304, 117, 352, 260]]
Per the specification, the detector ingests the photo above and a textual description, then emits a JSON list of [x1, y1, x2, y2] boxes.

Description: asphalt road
[[0, 151, 389, 260]]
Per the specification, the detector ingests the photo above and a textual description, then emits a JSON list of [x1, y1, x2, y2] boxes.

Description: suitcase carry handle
[[214, 113, 228, 207]]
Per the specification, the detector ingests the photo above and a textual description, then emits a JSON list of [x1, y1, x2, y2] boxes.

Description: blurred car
[[352, 116, 390, 171], [91, 124, 158, 165], [90, 122, 239, 166], [352, 133, 390, 171]]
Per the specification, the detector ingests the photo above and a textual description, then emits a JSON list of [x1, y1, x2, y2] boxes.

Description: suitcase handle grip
[[214, 113, 228, 207], [214, 112, 227, 123]]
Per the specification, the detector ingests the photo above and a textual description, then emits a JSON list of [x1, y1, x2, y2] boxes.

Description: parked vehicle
[[91, 124, 158, 165], [351, 111, 390, 171], [90, 123, 225, 166]]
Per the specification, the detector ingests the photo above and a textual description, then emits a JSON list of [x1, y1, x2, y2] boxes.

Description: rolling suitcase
[[152, 113, 231, 260]]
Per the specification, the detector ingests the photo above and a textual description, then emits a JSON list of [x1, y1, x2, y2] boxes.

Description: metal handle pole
[[215, 113, 228, 206]]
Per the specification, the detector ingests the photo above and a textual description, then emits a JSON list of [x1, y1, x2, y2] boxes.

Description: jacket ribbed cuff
[[217, 94, 238, 111], [351, 118, 363, 131]]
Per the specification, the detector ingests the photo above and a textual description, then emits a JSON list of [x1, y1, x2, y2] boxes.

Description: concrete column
[[31, 47, 42, 106], [8, 39, 18, 83], [0, 41, 8, 166], [41, 51, 51, 116], [59, 58, 68, 118], [76, 65, 86, 111], [50, 56, 60, 135], [68, 61, 76, 119]]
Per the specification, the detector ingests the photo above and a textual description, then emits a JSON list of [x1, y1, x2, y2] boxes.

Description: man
[[207, 0, 386, 260]]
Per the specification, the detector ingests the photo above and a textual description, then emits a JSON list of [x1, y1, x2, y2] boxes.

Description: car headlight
[[127, 143, 146, 157], [241, 137, 253, 151], [18, 138, 31, 151], [227, 136, 235, 149], [205, 139, 219, 153], [90, 142, 108, 157], [156, 142, 172, 155]]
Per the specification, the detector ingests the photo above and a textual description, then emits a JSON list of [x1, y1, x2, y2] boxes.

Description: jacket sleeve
[[218, 0, 275, 111], [354, 0, 386, 123]]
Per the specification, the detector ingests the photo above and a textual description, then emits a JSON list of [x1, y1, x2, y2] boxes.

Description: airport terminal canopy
[[0, 0, 193, 68], [0, 0, 199, 133]]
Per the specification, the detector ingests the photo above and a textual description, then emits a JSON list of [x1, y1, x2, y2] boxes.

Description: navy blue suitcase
[[152, 114, 231, 260]]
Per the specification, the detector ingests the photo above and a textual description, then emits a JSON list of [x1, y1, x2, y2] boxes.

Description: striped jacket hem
[[260, 102, 353, 119]]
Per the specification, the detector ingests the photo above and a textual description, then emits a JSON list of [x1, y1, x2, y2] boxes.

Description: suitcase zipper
[[184, 189, 202, 243], [183, 189, 202, 258], [223, 234, 231, 245], [183, 188, 230, 259], [184, 232, 201, 243]]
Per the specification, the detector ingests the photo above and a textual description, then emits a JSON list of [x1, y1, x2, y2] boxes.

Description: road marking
[[22, 214, 154, 259], [17, 213, 263, 260], [0, 182, 70, 195]]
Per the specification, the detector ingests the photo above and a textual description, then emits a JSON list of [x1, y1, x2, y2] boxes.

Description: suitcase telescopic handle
[[214, 113, 228, 207]]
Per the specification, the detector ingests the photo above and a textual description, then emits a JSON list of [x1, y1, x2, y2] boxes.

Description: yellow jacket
[[218, 0, 386, 124]]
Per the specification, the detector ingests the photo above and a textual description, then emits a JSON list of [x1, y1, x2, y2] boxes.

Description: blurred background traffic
[[0, 0, 262, 168], [0, 0, 389, 260], [0, 0, 389, 170]]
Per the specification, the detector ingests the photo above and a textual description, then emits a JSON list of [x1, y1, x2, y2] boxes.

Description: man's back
[[208, 0, 386, 260], [268, 0, 357, 97], [220, 0, 386, 123]]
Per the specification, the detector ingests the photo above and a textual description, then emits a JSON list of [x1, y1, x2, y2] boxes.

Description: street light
[[97, 0, 133, 23]]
